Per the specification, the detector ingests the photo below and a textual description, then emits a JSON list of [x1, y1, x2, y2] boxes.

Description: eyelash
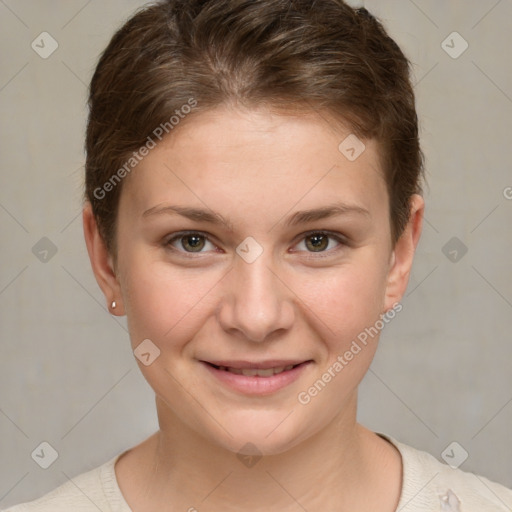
[[164, 230, 348, 258]]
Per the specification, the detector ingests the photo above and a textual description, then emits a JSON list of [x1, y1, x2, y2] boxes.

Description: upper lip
[[201, 360, 311, 369]]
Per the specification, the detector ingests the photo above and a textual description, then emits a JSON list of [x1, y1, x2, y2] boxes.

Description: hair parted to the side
[[85, 0, 424, 256]]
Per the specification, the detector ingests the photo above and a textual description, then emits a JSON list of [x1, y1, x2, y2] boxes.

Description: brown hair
[[85, 0, 424, 255]]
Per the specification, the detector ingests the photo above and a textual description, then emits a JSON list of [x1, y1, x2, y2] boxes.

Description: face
[[86, 106, 421, 456]]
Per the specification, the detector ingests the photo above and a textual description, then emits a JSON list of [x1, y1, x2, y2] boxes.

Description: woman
[[5, 0, 512, 510]]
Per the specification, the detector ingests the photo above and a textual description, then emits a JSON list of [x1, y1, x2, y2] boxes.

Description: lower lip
[[201, 361, 312, 396]]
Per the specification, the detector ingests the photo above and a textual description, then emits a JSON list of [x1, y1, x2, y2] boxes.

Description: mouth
[[200, 359, 313, 395], [204, 361, 305, 377]]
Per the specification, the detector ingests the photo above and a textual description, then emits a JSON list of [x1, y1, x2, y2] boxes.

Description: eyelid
[[294, 229, 349, 245]]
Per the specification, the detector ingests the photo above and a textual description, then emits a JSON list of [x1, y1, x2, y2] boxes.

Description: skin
[[83, 105, 424, 511]]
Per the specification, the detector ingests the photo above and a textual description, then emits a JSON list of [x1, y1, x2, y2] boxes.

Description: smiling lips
[[201, 359, 312, 395]]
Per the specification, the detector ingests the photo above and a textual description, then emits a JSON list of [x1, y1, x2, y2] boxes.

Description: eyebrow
[[143, 204, 234, 230], [142, 202, 370, 230], [283, 203, 370, 227]]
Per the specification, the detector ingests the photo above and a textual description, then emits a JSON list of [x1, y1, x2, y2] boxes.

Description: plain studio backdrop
[[0, 0, 511, 507]]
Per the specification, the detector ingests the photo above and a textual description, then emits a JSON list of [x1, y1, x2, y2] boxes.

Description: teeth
[[242, 367, 278, 377], [218, 364, 297, 376]]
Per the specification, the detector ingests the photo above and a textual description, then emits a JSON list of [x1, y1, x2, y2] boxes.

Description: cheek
[[120, 255, 221, 350], [293, 258, 389, 346], [292, 260, 390, 416]]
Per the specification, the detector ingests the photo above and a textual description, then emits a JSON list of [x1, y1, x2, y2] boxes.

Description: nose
[[217, 251, 295, 343]]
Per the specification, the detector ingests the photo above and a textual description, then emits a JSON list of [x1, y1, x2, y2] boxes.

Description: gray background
[[1, 0, 511, 507]]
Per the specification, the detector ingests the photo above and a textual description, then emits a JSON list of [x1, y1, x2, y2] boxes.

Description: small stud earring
[[111, 300, 117, 309]]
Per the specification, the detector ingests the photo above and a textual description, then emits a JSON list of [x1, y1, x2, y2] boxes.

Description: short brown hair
[[85, 0, 424, 255]]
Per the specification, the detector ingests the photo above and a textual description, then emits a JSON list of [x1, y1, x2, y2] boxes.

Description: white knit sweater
[[3, 435, 512, 511]]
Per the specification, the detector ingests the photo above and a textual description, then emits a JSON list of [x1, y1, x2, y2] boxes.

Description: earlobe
[[82, 203, 125, 315], [383, 194, 424, 312]]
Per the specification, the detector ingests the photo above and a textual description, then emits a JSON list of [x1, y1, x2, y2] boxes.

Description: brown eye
[[166, 232, 215, 253], [305, 233, 329, 252], [181, 234, 205, 252], [293, 231, 345, 255]]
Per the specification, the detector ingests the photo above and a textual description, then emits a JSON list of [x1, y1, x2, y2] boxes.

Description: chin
[[204, 408, 315, 457]]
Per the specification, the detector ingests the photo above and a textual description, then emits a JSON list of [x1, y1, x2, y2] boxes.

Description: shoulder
[[380, 434, 512, 511], [1, 453, 130, 512]]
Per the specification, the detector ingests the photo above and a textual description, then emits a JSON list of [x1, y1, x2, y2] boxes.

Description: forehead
[[120, 106, 388, 224]]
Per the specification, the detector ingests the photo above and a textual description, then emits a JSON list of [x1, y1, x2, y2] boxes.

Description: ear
[[82, 202, 125, 316], [383, 194, 424, 312]]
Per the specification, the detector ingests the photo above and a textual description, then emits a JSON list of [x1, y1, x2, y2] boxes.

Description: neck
[[116, 392, 401, 511]]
